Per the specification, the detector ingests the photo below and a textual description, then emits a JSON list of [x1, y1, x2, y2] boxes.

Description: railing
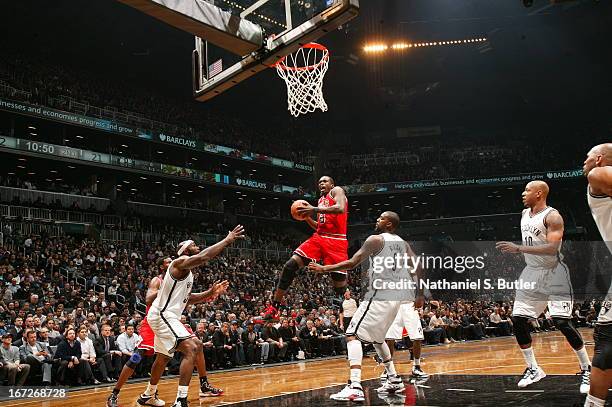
[[0, 203, 117, 225], [0, 186, 110, 212], [0, 220, 64, 238]]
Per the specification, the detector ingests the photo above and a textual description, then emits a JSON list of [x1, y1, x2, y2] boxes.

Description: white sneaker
[[330, 383, 365, 401], [136, 391, 165, 406], [517, 366, 546, 388], [579, 367, 591, 394], [377, 377, 405, 394]]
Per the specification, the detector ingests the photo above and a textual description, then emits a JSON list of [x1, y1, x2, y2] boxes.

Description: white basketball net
[[275, 43, 330, 117]]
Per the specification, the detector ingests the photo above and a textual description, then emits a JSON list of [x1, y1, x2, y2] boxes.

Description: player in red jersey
[[266, 176, 348, 318], [107, 257, 223, 407]]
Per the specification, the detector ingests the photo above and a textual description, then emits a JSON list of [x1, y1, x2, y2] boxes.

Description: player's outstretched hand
[[210, 280, 229, 300], [495, 241, 520, 253], [307, 261, 326, 273], [226, 225, 246, 243]]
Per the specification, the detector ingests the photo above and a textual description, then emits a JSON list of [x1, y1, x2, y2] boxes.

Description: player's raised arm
[[308, 234, 383, 273], [175, 225, 245, 271], [588, 166, 612, 196], [496, 211, 564, 256]]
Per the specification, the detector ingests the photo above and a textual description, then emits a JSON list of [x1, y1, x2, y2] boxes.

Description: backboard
[[192, 0, 359, 101]]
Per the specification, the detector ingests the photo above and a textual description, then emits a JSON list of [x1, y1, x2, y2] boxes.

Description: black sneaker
[[106, 393, 119, 407], [200, 381, 224, 397]]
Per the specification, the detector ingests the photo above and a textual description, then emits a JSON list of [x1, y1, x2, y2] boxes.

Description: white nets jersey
[[365, 232, 415, 302], [149, 260, 194, 321], [588, 187, 612, 325], [520, 206, 562, 269]]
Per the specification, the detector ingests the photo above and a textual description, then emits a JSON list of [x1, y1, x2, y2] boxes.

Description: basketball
[[291, 200, 310, 221]]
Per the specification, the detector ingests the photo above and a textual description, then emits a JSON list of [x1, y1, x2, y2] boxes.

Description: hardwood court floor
[[1, 329, 598, 407]]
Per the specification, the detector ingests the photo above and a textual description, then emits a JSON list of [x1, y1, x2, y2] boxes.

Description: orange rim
[[273, 42, 329, 71]]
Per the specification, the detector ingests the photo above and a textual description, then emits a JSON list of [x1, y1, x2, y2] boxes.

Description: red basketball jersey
[[316, 192, 348, 238]]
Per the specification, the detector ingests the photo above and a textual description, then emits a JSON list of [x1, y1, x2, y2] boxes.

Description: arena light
[[369, 36, 487, 53], [363, 43, 388, 53], [391, 43, 410, 50]]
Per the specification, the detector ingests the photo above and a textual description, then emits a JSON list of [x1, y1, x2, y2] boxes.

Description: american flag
[[208, 59, 223, 78]]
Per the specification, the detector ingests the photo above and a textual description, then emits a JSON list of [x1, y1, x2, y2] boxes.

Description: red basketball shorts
[[294, 233, 348, 273]]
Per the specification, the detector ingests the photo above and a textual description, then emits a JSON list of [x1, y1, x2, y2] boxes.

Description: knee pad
[[277, 258, 300, 291], [512, 316, 532, 346], [126, 349, 143, 368], [553, 318, 584, 350], [346, 339, 363, 366]]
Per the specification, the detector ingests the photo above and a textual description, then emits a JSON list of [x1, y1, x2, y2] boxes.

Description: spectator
[[19, 330, 53, 385], [299, 320, 319, 357], [76, 326, 100, 384], [0, 333, 30, 385], [116, 324, 140, 367], [262, 320, 287, 362], [213, 322, 236, 368], [241, 322, 269, 365], [55, 328, 87, 385], [279, 319, 305, 360], [339, 290, 357, 331], [94, 324, 122, 382]]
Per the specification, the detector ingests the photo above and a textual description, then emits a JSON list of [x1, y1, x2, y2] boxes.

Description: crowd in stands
[[325, 136, 591, 186], [0, 228, 603, 387], [0, 49, 314, 164]]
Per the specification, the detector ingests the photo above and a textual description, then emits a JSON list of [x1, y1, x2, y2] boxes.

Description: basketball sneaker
[[376, 376, 405, 394], [517, 366, 546, 388], [200, 381, 224, 397], [578, 367, 591, 394], [106, 393, 118, 407], [330, 382, 365, 401], [136, 391, 165, 406], [411, 365, 429, 380], [262, 305, 280, 321]]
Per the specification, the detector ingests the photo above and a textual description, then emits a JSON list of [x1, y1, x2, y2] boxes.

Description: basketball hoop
[[274, 43, 330, 117]]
